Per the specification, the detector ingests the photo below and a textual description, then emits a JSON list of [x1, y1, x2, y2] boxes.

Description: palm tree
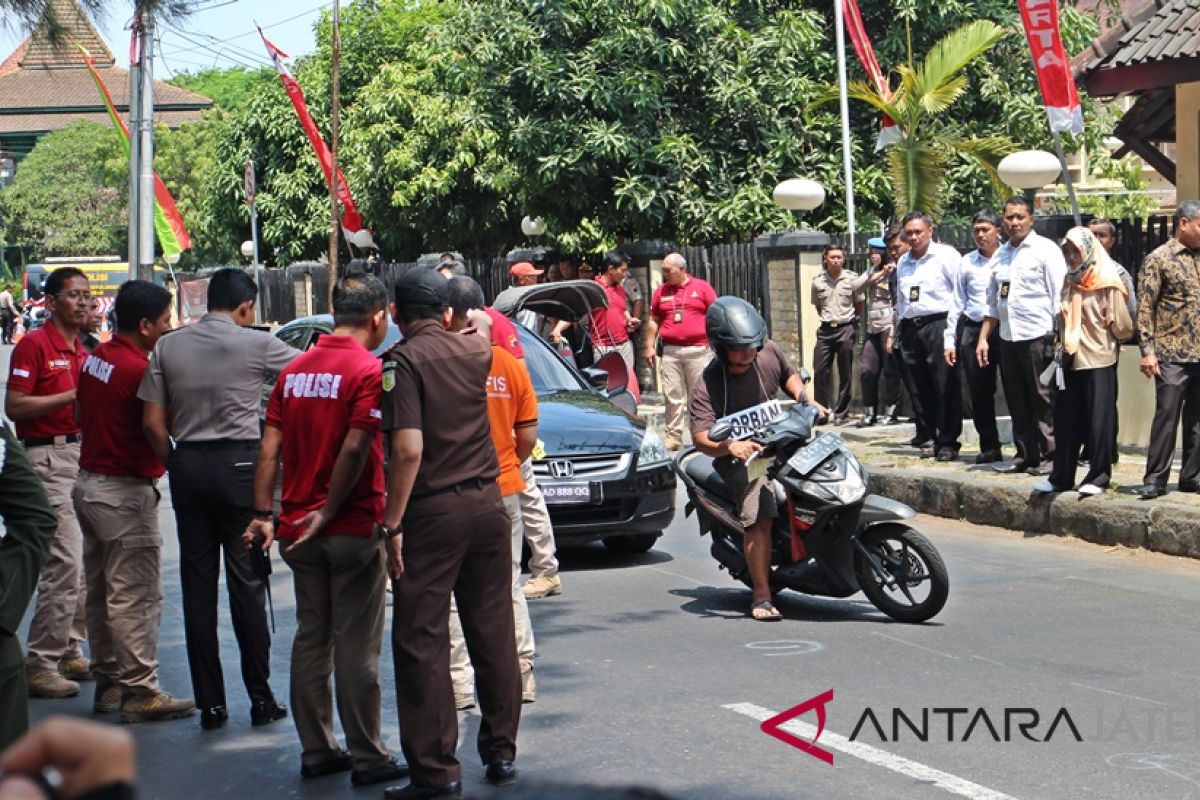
[[2, 0, 194, 46], [819, 19, 1015, 221]]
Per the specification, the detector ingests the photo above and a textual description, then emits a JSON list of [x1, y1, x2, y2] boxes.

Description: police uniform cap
[[867, 237, 886, 249], [396, 267, 450, 309]]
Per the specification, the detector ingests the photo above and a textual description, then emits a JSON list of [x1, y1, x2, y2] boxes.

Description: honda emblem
[[549, 460, 575, 479]]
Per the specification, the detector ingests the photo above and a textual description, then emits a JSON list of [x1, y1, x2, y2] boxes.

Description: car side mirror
[[709, 421, 733, 442], [799, 367, 812, 383], [582, 367, 610, 389], [591, 351, 630, 394]]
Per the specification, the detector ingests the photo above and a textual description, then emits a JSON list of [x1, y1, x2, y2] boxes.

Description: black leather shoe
[[833, 415, 849, 426], [250, 699, 288, 726], [383, 781, 462, 799], [1135, 484, 1167, 499], [935, 449, 958, 462], [351, 757, 409, 786], [918, 442, 935, 458], [992, 461, 1028, 474], [881, 415, 900, 426], [1027, 463, 1052, 477], [856, 415, 877, 428], [909, 436, 925, 447], [301, 750, 353, 779], [1179, 482, 1200, 493], [200, 705, 228, 730], [975, 449, 1003, 465], [485, 761, 518, 787]]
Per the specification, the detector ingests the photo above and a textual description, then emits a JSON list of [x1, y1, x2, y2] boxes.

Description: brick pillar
[[753, 230, 831, 374]]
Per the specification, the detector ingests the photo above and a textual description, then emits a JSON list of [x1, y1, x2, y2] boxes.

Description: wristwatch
[[252, 508, 273, 521], [376, 522, 403, 540]]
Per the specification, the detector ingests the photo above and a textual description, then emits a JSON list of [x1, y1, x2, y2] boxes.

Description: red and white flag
[[259, 29, 375, 247], [842, 0, 900, 151], [1017, 0, 1084, 135]]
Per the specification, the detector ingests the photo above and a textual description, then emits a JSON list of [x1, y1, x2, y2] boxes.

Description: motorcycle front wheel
[[853, 524, 949, 623]]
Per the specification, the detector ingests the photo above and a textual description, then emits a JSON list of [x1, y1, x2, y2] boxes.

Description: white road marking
[[1069, 681, 1172, 707], [970, 654, 1008, 668], [871, 631, 959, 660], [724, 702, 1020, 800], [645, 564, 710, 586]]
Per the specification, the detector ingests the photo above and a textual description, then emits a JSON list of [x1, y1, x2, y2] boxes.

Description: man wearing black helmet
[[688, 297, 815, 622]]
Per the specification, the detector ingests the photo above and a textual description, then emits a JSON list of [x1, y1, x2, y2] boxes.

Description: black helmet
[[706, 296, 766, 359]]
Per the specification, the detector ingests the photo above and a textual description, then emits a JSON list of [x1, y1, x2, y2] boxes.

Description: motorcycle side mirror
[[581, 367, 610, 389], [709, 421, 733, 442], [799, 367, 812, 383]]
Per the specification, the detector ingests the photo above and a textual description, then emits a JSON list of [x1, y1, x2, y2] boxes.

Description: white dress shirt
[[944, 249, 996, 349], [892, 242, 960, 337], [986, 230, 1067, 342]]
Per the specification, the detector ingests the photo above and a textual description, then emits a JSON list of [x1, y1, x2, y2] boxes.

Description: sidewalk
[[637, 398, 1200, 561]]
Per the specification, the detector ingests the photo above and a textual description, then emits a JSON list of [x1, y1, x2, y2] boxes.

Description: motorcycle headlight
[[638, 427, 670, 468]]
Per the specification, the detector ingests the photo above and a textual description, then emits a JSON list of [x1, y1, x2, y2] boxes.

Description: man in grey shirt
[[139, 268, 299, 731]]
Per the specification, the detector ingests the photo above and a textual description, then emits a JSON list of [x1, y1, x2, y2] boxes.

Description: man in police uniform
[[0, 419, 58, 748], [811, 245, 858, 425], [139, 268, 296, 730], [5, 267, 92, 699], [380, 269, 520, 799]]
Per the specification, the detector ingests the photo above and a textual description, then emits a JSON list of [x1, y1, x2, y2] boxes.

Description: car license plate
[[542, 482, 593, 505], [786, 432, 844, 476]]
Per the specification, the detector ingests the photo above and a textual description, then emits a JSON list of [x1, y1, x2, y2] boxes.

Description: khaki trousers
[[24, 441, 86, 672], [73, 470, 163, 695], [450, 493, 535, 694], [282, 533, 390, 771], [517, 459, 557, 579], [660, 344, 711, 440]]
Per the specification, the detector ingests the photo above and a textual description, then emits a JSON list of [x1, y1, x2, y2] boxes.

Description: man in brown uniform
[[380, 269, 520, 799], [810, 245, 858, 425]]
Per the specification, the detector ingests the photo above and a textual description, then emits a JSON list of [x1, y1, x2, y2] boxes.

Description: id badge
[[908, 285, 920, 303], [1000, 281, 1010, 299], [673, 310, 683, 324]]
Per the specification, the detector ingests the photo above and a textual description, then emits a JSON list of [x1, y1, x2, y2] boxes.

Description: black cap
[[395, 267, 449, 310]]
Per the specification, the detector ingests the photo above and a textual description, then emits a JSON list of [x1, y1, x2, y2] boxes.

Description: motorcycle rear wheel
[[853, 524, 948, 623]]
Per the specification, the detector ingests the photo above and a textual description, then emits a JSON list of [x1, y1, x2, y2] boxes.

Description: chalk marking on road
[[1069, 681, 1172, 707], [745, 639, 824, 657], [871, 631, 959, 660], [723, 702, 1020, 800], [970, 654, 1008, 668], [645, 564, 709, 586]]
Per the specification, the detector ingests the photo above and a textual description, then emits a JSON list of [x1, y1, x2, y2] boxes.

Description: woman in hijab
[[1034, 226, 1133, 496]]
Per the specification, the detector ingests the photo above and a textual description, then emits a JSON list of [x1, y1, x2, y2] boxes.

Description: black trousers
[[957, 320, 1001, 453], [1050, 363, 1116, 490], [898, 316, 961, 450], [168, 442, 273, 710], [998, 337, 1055, 467], [813, 323, 856, 416], [0, 423, 57, 750], [0, 310, 13, 344], [860, 332, 902, 410], [393, 482, 519, 787], [1143, 363, 1200, 489]]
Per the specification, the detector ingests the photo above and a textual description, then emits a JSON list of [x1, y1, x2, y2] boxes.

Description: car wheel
[[602, 532, 660, 554]]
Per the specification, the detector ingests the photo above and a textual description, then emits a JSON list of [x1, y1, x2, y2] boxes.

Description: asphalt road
[[6, 342, 1200, 799]]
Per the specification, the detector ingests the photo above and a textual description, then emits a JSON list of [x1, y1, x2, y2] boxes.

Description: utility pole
[[137, 10, 157, 281], [126, 13, 142, 280], [834, 0, 856, 238], [327, 0, 341, 307]]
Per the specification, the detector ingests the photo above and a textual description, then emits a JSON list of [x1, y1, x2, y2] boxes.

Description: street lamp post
[[998, 149, 1080, 225], [772, 179, 826, 228], [770, 179, 828, 368], [241, 240, 262, 324]]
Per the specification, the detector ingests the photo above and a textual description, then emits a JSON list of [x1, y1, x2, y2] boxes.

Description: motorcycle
[[674, 399, 949, 623], [21, 303, 47, 333]]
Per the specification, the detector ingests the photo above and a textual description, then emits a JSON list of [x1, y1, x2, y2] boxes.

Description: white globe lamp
[[240, 240, 255, 259], [521, 215, 546, 237], [998, 150, 1062, 190]]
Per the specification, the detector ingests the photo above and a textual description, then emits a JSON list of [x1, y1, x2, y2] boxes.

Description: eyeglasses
[[54, 290, 92, 301]]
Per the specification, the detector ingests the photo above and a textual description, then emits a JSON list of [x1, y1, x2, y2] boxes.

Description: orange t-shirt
[[487, 345, 539, 496]]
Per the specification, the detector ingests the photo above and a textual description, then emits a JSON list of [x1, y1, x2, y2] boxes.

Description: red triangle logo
[[760, 689, 835, 765]]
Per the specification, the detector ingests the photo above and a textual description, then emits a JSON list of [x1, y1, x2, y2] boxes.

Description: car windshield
[[516, 326, 587, 394]]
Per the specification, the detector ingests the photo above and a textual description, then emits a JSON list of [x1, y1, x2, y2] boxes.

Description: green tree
[[167, 67, 275, 110], [0, 120, 127, 256]]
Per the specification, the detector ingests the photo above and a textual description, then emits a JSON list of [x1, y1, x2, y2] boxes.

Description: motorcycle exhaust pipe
[[710, 537, 748, 580]]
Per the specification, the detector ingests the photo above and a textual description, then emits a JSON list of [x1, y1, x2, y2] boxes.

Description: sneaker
[[454, 693, 476, 711], [521, 665, 536, 704], [522, 575, 562, 599], [1078, 483, 1104, 497], [27, 669, 80, 699], [59, 656, 93, 682], [120, 692, 196, 723], [94, 682, 123, 713]]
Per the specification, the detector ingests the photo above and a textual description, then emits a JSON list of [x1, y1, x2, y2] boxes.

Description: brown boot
[[27, 669, 80, 699], [59, 656, 94, 682], [120, 692, 196, 723], [94, 682, 123, 713]]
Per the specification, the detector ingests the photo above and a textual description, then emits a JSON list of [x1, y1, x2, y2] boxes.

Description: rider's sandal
[[750, 600, 783, 622]]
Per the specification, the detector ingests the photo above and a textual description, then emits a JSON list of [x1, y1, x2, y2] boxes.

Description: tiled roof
[[0, 108, 207, 134], [18, 0, 114, 68], [0, 38, 29, 78], [0, 65, 212, 112], [1073, 0, 1200, 80]]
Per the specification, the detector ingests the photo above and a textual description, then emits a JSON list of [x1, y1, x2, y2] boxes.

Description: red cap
[[510, 261, 544, 277]]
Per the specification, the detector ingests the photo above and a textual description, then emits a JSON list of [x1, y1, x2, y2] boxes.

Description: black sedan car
[[272, 309, 676, 553]]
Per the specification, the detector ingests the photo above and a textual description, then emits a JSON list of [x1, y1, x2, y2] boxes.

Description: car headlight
[[638, 427, 670, 468]]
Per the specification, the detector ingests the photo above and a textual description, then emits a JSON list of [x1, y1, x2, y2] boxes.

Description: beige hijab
[[1060, 226, 1127, 356]]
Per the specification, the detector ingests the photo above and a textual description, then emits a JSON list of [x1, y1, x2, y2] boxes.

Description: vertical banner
[[842, 0, 899, 150], [1017, 0, 1084, 134]]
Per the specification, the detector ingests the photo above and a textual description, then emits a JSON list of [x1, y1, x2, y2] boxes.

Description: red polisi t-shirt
[[77, 336, 164, 479], [587, 278, 630, 347], [265, 335, 385, 540], [6, 323, 86, 440], [650, 276, 717, 347]]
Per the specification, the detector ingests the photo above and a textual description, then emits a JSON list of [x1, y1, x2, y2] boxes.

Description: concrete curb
[[866, 466, 1200, 558]]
